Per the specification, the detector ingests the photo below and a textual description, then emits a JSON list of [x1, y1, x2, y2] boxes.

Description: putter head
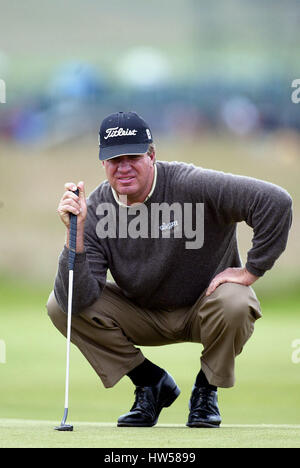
[[54, 424, 73, 432]]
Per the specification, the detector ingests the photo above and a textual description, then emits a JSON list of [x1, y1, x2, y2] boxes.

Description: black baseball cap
[[99, 111, 153, 161]]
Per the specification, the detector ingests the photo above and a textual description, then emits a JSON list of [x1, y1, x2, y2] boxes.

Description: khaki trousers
[[47, 282, 261, 389]]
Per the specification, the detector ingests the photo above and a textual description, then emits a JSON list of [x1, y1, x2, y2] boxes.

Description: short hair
[[147, 143, 156, 163]]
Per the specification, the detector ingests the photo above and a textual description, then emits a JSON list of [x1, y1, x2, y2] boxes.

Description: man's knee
[[46, 291, 66, 329], [213, 283, 261, 326]]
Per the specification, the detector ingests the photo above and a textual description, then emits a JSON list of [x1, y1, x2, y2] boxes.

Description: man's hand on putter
[[206, 267, 259, 296], [58, 181, 87, 253], [58, 181, 87, 228]]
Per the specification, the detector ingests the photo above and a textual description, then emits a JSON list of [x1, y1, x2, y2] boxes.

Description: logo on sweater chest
[[159, 220, 179, 231]]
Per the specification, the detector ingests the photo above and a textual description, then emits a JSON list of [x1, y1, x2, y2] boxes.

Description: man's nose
[[118, 158, 131, 172]]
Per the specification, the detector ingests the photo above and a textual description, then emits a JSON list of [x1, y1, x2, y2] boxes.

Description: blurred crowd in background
[[0, 61, 299, 147], [0, 0, 299, 147], [0, 57, 299, 147]]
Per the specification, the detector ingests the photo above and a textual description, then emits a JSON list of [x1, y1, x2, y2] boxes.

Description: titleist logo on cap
[[99, 112, 153, 160], [104, 127, 138, 139]]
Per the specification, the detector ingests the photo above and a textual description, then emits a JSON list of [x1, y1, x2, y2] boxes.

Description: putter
[[55, 188, 79, 432]]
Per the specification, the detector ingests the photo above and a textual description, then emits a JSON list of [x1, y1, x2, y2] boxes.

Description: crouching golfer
[[47, 111, 292, 428]]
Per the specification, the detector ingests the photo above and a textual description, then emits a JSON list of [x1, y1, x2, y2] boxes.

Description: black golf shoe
[[117, 371, 181, 427], [186, 385, 221, 428]]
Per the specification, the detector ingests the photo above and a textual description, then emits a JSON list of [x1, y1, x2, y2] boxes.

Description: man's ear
[[148, 150, 156, 165]]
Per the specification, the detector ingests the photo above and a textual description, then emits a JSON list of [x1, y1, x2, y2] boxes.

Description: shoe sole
[[186, 421, 221, 428], [117, 385, 181, 427]]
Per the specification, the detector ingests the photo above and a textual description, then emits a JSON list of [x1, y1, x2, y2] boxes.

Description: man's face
[[103, 152, 155, 205]]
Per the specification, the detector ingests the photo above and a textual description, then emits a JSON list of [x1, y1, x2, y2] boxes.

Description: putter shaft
[[55, 190, 79, 432], [64, 269, 74, 412]]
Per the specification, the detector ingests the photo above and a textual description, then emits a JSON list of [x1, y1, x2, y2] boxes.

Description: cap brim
[[99, 143, 149, 161]]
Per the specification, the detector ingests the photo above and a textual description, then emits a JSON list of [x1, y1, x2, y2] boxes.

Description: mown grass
[[1, 420, 300, 448]]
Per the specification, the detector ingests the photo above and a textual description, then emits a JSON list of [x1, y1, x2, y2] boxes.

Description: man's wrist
[[66, 223, 85, 253], [244, 267, 259, 285]]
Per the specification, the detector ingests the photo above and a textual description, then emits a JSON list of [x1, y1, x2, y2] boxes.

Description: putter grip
[[68, 188, 79, 271]]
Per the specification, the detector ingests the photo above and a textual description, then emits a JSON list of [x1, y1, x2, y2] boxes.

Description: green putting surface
[[1, 419, 300, 448]]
